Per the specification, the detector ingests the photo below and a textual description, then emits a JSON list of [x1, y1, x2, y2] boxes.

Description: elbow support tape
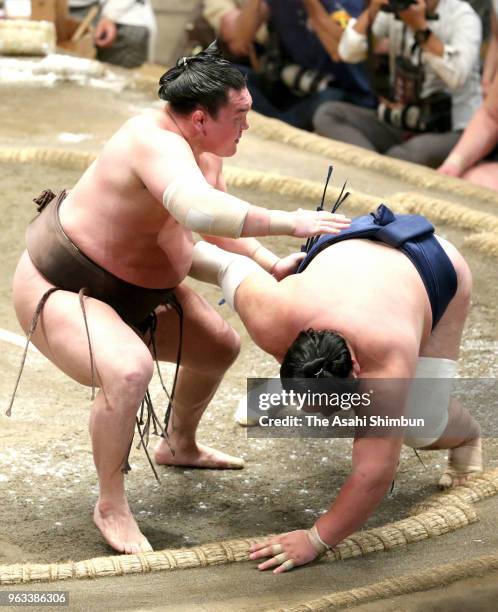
[[163, 172, 250, 238], [190, 241, 261, 310]]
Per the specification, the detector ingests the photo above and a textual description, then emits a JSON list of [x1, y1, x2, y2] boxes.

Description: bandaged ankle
[[307, 524, 331, 554], [448, 440, 482, 472]]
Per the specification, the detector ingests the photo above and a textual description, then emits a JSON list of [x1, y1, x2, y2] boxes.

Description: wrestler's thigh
[[13, 251, 152, 387], [150, 283, 240, 371], [419, 237, 472, 360]]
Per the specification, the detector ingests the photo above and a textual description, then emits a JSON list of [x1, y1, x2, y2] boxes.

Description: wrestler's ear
[[351, 356, 360, 378], [191, 109, 207, 135]]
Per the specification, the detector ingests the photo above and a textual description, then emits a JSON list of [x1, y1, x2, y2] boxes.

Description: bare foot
[[154, 439, 244, 469], [438, 437, 483, 489], [93, 499, 153, 554]]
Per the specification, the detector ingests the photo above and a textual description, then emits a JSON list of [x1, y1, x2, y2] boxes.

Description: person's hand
[[94, 18, 117, 48], [249, 530, 320, 574], [271, 252, 306, 280], [398, 0, 427, 32], [437, 162, 462, 177], [291, 209, 351, 238], [438, 153, 464, 177]]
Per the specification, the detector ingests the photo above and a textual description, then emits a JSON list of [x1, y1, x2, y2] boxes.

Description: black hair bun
[[303, 357, 327, 377]]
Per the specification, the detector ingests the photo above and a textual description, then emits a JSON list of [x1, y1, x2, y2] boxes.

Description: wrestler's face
[[202, 88, 252, 156]]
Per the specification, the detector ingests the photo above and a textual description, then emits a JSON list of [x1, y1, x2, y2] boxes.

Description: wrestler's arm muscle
[[199, 157, 279, 270], [132, 128, 349, 238], [131, 129, 275, 237], [314, 345, 418, 547]]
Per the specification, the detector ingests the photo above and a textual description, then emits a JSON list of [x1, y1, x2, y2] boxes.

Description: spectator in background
[[69, 0, 157, 68], [314, 0, 482, 168], [203, 0, 269, 61], [204, 0, 375, 131], [482, 0, 498, 96], [438, 0, 498, 190]]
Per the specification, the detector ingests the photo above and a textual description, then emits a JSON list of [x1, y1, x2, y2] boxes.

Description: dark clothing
[[267, 0, 372, 99], [243, 67, 372, 131], [243, 0, 375, 130], [297, 205, 458, 328], [313, 101, 462, 167], [26, 191, 176, 329]]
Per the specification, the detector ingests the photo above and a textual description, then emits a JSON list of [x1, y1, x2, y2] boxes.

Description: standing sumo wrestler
[[10, 43, 350, 554]]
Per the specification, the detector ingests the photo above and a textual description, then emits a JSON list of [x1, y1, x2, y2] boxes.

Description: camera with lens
[[381, 0, 416, 13], [280, 64, 334, 96], [377, 92, 452, 133]]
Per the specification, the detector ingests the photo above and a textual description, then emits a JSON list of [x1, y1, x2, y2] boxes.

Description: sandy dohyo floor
[[0, 77, 497, 610]]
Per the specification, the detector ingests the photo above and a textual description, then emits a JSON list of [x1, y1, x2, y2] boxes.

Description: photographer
[[69, 0, 157, 68], [206, 0, 376, 130], [203, 0, 269, 60], [313, 0, 482, 167], [438, 35, 498, 190]]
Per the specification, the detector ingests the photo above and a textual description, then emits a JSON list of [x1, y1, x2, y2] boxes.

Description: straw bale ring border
[[246, 112, 498, 207], [0, 471, 497, 585], [267, 552, 498, 611], [1, 146, 497, 257], [121, 62, 498, 208], [1, 148, 497, 594]]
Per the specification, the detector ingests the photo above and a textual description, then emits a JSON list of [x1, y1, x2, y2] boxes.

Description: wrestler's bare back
[[240, 236, 468, 373], [59, 109, 218, 289]]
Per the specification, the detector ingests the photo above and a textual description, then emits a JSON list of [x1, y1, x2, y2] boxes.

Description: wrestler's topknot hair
[[158, 40, 246, 117], [280, 329, 353, 382]]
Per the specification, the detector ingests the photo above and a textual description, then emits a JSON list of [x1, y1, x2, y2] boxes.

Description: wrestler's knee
[[195, 325, 241, 375], [102, 351, 154, 408]]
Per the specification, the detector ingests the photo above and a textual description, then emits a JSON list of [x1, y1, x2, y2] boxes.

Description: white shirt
[[339, 0, 483, 129], [70, 0, 155, 30]]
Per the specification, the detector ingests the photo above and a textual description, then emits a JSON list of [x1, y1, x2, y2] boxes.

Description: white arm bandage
[[251, 244, 279, 272], [163, 171, 250, 238], [189, 241, 261, 309], [338, 19, 367, 63]]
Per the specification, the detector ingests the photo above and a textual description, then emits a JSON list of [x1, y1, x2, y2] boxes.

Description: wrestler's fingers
[[273, 559, 295, 574], [331, 216, 351, 224], [249, 537, 279, 553], [316, 225, 341, 234], [257, 553, 286, 571], [249, 544, 277, 559], [317, 211, 351, 223]]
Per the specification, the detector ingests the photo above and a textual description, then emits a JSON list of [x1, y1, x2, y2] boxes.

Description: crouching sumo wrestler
[[189, 203, 482, 573], [9, 44, 349, 555]]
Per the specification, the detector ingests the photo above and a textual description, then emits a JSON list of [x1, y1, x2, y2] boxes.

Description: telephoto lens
[[281, 64, 334, 95]]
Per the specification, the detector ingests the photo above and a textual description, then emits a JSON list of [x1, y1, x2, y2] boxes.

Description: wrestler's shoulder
[[123, 110, 190, 148], [198, 152, 222, 175]]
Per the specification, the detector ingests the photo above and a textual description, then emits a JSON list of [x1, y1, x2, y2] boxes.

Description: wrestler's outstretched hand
[[249, 530, 319, 574], [272, 252, 306, 280], [291, 209, 350, 238]]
